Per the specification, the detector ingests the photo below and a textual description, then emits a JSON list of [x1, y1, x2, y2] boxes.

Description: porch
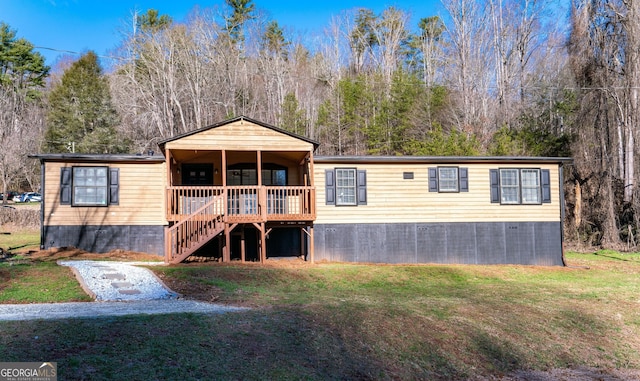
[[164, 185, 316, 264], [158, 117, 319, 264], [163, 150, 319, 263]]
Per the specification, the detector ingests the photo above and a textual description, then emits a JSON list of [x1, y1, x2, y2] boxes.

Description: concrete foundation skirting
[[43, 225, 164, 256], [313, 221, 563, 266]]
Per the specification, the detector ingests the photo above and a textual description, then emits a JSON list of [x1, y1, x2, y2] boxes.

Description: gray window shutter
[[428, 167, 438, 192], [459, 167, 469, 192], [60, 167, 72, 205], [325, 169, 335, 205], [541, 169, 551, 203], [357, 170, 367, 205], [490, 169, 500, 203], [109, 168, 119, 205]]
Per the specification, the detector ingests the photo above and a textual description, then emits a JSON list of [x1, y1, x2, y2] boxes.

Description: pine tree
[[262, 21, 288, 59], [0, 22, 49, 203], [281, 93, 306, 135], [136, 9, 172, 33], [0, 22, 49, 93], [44, 51, 129, 154], [225, 0, 255, 44]]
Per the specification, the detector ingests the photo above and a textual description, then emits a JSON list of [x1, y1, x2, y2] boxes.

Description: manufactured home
[[32, 116, 571, 266]]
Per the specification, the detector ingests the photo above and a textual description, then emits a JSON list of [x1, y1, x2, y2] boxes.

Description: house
[[31, 116, 572, 266]]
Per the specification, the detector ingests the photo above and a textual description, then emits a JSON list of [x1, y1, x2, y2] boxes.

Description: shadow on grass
[[593, 251, 640, 262], [0, 310, 397, 380], [471, 331, 524, 373]]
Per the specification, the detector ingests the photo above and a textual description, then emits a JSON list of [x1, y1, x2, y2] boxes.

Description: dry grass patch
[[1, 250, 640, 379], [151, 254, 640, 378]]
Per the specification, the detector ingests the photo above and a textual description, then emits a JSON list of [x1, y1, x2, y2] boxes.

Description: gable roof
[[29, 153, 165, 163], [157, 115, 320, 152], [314, 156, 573, 165]]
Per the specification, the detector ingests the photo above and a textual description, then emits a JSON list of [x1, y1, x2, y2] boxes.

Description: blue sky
[[3, 0, 443, 68]]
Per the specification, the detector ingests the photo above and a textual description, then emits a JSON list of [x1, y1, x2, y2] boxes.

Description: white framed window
[[429, 166, 468, 193], [438, 167, 459, 192], [72, 166, 109, 206], [325, 168, 367, 206], [335, 168, 357, 206], [499, 169, 520, 204], [520, 169, 541, 204], [493, 168, 544, 205]]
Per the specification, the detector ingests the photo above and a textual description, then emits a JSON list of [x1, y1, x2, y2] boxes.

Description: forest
[[0, 0, 638, 250]]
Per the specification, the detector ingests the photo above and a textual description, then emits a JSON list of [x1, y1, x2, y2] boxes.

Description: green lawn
[[0, 228, 40, 252], [0, 251, 638, 380], [0, 261, 91, 303]]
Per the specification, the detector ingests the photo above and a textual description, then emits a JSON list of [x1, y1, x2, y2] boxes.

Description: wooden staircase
[[165, 195, 225, 264]]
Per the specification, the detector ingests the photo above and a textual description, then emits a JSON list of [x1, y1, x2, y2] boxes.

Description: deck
[[166, 185, 316, 223], [164, 185, 316, 263]]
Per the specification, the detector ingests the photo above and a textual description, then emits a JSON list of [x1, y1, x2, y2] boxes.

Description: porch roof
[[157, 115, 320, 152]]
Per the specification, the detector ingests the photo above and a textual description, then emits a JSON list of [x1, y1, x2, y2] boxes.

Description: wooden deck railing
[[165, 194, 225, 263], [166, 185, 316, 223], [265, 186, 316, 221]]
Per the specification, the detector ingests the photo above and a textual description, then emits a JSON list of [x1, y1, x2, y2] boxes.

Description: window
[[520, 169, 541, 204], [262, 167, 287, 186], [490, 168, 550, 205], [325, 168, 367, 206], [60, 166, 119, 206], [227, 168, 256, 185], [227, 163, 287, 185], [182, 163, 213, 185], [500, 169, 520, 204], [438, 167, 459, 192], [428, 167, 468, 192], [73, 167, 108, 206], [336, 168, 357, 205]]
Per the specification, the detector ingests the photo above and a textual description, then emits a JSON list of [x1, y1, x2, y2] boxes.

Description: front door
[[182, 163, 214, 185]]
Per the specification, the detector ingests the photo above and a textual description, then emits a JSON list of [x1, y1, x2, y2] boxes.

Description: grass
[[0, 228, 40, 252], [0, 261, 92, 303], [0, 251, 639, 379]]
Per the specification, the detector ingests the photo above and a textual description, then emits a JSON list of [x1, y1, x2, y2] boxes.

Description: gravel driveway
[[0, 300, 245, 321], [0, 260, 246, 321]]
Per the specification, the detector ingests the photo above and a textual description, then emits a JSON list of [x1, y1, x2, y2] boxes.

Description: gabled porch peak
[[157, 115, 318, 189], [158, 116, 320, 152], [158, 116, 318, 264]]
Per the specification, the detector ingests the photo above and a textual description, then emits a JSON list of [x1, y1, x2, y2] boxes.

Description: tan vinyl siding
[[44, 161, 166, 226], [315, 162, 561, 224], [165, 120, 314, 152]]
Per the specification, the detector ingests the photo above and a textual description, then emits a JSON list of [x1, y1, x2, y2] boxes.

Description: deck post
[[241, 226, 246, 263], [166, 149, 173, 218], [164, 226, 171, 263], [221, 149, 227, 186], [223, 224, 231, 262], [260, 222, 266, 264], [309, 224, 314, 263], [218, 234, 223, 261]]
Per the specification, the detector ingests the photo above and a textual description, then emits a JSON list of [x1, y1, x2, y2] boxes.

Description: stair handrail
[[167, 193, 224, 234], [166, 193, 225, 263]]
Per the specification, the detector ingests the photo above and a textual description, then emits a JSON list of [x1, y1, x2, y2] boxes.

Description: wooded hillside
[[2, 0, 638, 250]]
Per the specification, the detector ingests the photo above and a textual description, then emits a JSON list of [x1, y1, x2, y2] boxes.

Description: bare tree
[[442, 0, 494, 136], [348, 8, 377, 75], [568, 0, 640, 248], [415, 16, 445, 88]]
